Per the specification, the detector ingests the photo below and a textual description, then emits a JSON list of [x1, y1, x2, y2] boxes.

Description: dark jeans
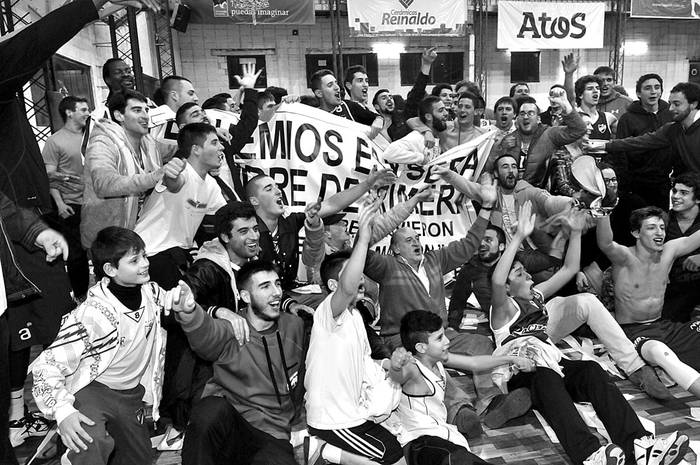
[[0, 314, 18, 465], [405, 435, 492, 465], [44, 204, 89, 298], [182, 396, 296, 465], [508, 359, 648, 464]]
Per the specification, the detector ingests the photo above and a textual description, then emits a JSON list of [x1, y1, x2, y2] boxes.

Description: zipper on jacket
[[0, 218, 41, 296]]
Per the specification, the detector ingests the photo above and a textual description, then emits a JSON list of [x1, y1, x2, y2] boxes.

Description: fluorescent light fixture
[[372, 42, 406, 59], [624, 41, 648, 56]]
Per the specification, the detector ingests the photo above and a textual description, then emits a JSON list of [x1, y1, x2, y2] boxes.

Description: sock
[[322, 443, 343, 464], [9, 389, 24, 422]]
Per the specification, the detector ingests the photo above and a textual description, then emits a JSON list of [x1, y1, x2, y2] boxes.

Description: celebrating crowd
[[1, 1, 700, 465]]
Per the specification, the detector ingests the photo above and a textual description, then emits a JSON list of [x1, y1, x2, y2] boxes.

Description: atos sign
[[498, 1, 605, 50]]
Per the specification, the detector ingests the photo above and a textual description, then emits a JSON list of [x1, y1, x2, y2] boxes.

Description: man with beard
[[382, 95, 446, 164], [594, 65, 633, 118], [589, 83, 700, 176], [41, 96, 91, 300], [485, 91, 586, 189], [310, 69, 382, 139], [448, 225, 507, 328], [176, 260, 305, 465], [615, 74, 674, 210], [373, 89, 396, 141]]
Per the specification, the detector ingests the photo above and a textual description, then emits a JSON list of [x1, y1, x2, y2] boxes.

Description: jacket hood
[[195, 238, 231, 273], [626, 99, 670, 115], [599, 90, 625, 105]]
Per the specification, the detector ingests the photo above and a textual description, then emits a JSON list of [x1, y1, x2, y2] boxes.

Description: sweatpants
[[182, 396, 296, 465], [404, 435, 492, 465], [508, 360, 648, 464], [65, 382, 151, 465]]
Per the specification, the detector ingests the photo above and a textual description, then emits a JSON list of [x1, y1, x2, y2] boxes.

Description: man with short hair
[[201, 92, 234, 112], [594, 65, 633, 117], [491, 96, 517, 138], [615, 73, 674, 209], [509, 82, 530, 98], [575, 74, 617, 142], [81, 89, 178, 248], [486, 92, 586, 188], [597, 205, 700, 399], [42, 96, 91, 299], [592, 82, 700, 177], [381, 95, 446, 164], [310, 69, 383, 141], [176, 260, 305, 465], [663, 173, 700, 321], [150, 75, 200, 159], [344, 65, 373, 112]]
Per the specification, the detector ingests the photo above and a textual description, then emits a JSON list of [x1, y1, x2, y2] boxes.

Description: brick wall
[[176, 13, 700, 110]]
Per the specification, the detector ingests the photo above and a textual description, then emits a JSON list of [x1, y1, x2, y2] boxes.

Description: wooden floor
[[13, 378, 700, 465]]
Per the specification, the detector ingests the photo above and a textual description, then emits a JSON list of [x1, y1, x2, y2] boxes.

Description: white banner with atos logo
[[497, 1, 605, 50], [347, 0, 467, 36]]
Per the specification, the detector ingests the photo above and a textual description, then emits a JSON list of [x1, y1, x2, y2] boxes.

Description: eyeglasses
[[604, 177, 618, 184], [518, 111, 537, 117]]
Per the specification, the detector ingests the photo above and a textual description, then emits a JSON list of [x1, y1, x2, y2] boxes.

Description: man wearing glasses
[[485, 89, 587, 189]]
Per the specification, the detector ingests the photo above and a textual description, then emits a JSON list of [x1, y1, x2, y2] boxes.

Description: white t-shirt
[[304, 293, 372, 430], [0, 262, 6, 316], [135, 162, 226, 256], [97, 286, 158, 389]]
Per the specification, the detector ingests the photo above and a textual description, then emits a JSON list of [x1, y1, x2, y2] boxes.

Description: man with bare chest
[[597, 207, 700, 397]]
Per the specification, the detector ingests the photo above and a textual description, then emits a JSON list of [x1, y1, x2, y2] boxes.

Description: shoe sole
[[660, 434, 689, 465], [484, 388, 532, 429]]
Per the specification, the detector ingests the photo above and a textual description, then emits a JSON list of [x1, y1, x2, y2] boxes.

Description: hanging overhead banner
[[346, 0, 467, 36], [630, 0, 699, 18], [497, 1, 605, 50], [212, 0, 315, 25]]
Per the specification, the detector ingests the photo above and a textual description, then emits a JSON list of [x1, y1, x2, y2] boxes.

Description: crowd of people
[[1, 1, 700, 465]]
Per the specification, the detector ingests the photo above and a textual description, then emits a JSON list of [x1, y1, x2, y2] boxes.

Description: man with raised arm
[[597, 205, 700, 399]]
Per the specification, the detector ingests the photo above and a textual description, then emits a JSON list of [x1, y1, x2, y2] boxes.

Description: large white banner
[[347, 0, 467, 37], [234, 103, 494, 251], [497, 1, 605, 50]]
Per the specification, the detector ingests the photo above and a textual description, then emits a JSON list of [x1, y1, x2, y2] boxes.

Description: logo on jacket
[[187, 199, 208, 209], [597, 123, 608, 134], [124, 308, 143, 323]]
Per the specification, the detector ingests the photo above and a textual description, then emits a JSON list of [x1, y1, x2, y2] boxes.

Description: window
[[227, 55, 267, 89], [399, 52, 464, 86], [305, 53, 379, 88], [45, 55, 94, 130], [511, 52, 540, 83]]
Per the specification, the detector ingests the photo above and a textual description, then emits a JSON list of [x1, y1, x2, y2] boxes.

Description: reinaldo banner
[[234, 103, 494, 250], [212, 0, 315, 25], [497, 1, 605, 50], [347, 0, 467, 36]]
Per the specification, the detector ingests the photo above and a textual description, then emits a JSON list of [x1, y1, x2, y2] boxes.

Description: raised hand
[[234, 63, 263, 89], [431, 163, 454, 181], [411, 184, 435, 203], [421, 47, 438, 66], [304, 198, 322, 228], [367, 166, 397, 190], [163, 157, 186, 179], [357, 195, 381, 240], [390, 347, 413, 371], [479, 174, 498, 207], [567, 207, 589, 232], [561, 52, 579, 74], [549, 87, 572, 114], [167, 280, 196, 316], [515, 200, 535, 239]]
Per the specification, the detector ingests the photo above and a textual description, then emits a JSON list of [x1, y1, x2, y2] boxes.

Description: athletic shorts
[[308, 421, 403, 464], [620, 319, 700, 371]]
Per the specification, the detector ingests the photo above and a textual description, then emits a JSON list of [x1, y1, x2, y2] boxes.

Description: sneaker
[[10, 412, 53, 447], [584, 444, 625, 465], [637, 431, 689, 465], [628, 366, 674, 400], [156, 424, 184, 451], [304, 436, 328, 465], [482, 387, 531, 429]]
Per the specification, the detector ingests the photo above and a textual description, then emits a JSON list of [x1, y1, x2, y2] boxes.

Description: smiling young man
[[81, 90, 181, 249], [663, 173, 700, 322], [594, 66, 633, 118], [594, 82, 700, 176], [597, 205, 700, 399], [615, 74, 675, 210]]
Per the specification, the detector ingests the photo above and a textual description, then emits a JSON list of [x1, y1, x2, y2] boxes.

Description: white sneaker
[[583, 444, 625, 465], [635, 431, 689, 465], [304, 436, 329, 465], [156, 424, 184, 451]]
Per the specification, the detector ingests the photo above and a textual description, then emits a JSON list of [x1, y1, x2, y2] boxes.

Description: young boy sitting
[[31, 226, 189, 465], [390, 310, 534, 465], [490, 201, 688, 465]]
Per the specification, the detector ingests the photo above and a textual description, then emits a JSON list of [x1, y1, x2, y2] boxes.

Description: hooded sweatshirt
[[615, 100, 674, 186], [598, 90, 633, 118], [179, 306, 305, 440], [186, 238, 240, 311]]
